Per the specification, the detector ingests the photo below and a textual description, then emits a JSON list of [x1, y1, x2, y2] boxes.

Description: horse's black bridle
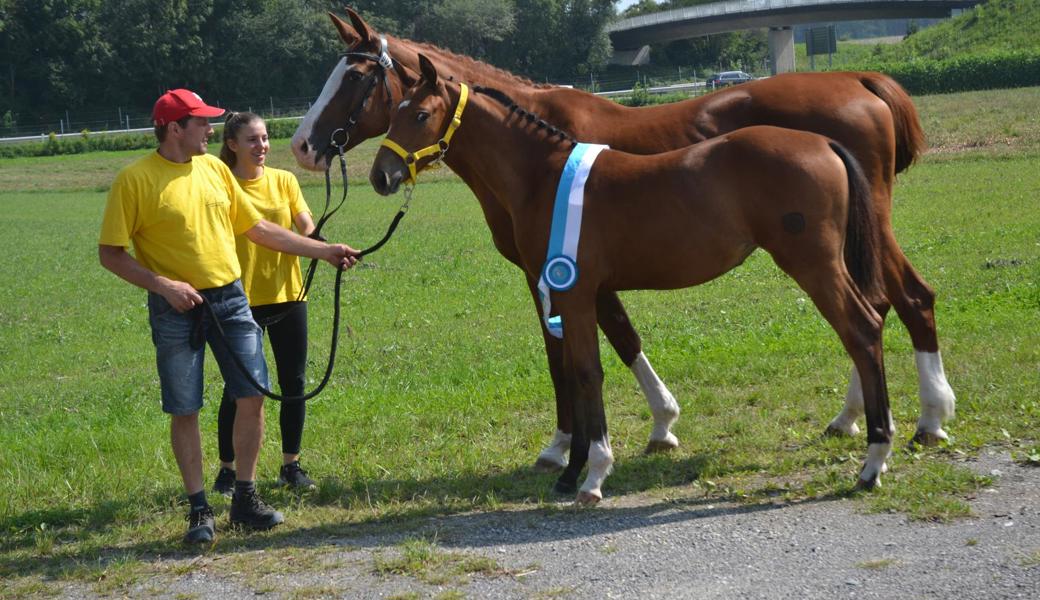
[[201, 39, 412, 403], [297, 38, 402, 300]]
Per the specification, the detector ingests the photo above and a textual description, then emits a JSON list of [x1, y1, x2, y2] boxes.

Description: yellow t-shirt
[[99, 151, 262, 290], [234, 168, 311, 306]]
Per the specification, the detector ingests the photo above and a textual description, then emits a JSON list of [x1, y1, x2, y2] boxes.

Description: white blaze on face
[[291, 57, 353, 169]]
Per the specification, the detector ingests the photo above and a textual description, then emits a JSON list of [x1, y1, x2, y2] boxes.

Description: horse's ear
[[328, 12, 361, 47], [393, 60, 420, 90], [345, 7, 379, 47], [418, 54, 438, 88]]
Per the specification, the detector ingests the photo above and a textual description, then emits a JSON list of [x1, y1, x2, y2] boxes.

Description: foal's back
[[577, 125, 850, 291]]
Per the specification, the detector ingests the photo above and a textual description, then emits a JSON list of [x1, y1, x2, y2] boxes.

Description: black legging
[[218, 301, 308, 463]]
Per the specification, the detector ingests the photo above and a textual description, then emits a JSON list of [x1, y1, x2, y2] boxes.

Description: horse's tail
[[859, 72, 926, 174], [830, 141, 883, 300]]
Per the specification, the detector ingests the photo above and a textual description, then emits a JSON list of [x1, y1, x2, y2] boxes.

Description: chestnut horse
[[291, 10, 955, 470], [371, 55, 894, 502]]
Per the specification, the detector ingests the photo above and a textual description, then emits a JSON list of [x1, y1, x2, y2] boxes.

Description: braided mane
[[473, 86, 577, 148]]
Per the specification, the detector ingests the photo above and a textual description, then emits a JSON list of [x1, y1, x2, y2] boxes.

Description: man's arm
[[294, 211, 317, 238], [244, 220, 358, 269], [98, 245, 203, 313]]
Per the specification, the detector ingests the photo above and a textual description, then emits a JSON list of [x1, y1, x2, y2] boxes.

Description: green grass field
[[1, 86, 1038, 594]]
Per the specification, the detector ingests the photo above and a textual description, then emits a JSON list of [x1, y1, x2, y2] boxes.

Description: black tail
[[830, 141, 883, 301]]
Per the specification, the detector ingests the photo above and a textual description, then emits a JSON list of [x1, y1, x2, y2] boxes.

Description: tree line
[[0, 0, 615, 130]]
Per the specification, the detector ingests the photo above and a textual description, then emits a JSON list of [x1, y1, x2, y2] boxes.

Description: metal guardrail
[[595, 81, 708, 97]]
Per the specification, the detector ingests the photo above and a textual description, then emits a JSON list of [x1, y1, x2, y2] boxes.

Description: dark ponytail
[[220, 111, 263, 168]]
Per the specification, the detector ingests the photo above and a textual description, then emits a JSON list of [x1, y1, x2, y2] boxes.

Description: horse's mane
[[473, 86, 577, 148], [404, 39, 555, 91]]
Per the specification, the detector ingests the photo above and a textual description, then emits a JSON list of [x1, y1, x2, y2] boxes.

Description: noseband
[[381, 83, 470, 184]]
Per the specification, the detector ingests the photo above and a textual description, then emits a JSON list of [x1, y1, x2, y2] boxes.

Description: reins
[[201, 38, 413, 403]]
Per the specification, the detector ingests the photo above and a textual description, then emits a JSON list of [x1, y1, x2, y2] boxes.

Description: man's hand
[[158, 279, 204, 313], [99, 245, 203, 312], [325, 243, 361, 270]]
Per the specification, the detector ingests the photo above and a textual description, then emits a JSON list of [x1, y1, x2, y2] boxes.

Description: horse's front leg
[[553, 297, 613, 505], [596, 291, 680, 453], [523, 278, 573, 472]]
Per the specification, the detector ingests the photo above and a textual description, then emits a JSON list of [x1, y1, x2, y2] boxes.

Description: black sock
[[234, 480, 256, 497], [188, 491, 209, 512]]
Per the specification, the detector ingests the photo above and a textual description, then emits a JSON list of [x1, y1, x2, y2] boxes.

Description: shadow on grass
[[0, 450, 861, 580]]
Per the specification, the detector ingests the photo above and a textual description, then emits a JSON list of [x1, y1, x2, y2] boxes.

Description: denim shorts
[[148, 280, 269, 415]]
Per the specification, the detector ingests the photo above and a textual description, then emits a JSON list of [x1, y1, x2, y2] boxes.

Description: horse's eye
[[348, 71, 364, 82], [416, 112, 430, 123]]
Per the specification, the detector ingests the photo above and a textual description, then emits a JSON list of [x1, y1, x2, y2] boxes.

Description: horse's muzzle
[[370, 168, 402, 196]]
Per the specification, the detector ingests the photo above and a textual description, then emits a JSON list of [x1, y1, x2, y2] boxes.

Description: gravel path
[[56, 449, 1040, 598]]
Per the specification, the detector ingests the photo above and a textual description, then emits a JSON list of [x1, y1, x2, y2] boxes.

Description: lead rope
[[204, 42, 411, 402], [204, 133, 413, 403]]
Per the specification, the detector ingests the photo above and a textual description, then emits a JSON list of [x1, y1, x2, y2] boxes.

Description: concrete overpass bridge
[[607, 0, 982, 73]]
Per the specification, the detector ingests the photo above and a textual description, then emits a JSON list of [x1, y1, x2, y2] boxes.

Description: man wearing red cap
[[99, 88, 359, 544]]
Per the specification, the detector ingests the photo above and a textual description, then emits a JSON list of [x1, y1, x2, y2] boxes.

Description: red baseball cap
[[152, 88, 225, 126]]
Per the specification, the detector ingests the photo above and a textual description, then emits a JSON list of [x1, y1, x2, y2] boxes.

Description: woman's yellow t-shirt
[[234, 168, 311, 306], [99, 152, 262, 290]]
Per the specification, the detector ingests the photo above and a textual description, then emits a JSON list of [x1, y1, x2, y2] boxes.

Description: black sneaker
[[278, 461, 317, 490], [184, 506, 215, 544], [229, 490, 284, 530], [213, 466, 236, 497]]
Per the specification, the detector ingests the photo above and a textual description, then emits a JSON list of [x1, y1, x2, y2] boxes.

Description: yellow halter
[[381, 83, 469, 184]]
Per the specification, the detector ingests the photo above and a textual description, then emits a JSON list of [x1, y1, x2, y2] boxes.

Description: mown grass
[[0, 86, 1038, 594]]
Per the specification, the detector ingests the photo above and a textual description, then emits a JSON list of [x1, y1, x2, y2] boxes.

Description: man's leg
[[232, 395, 264, 482], [207, 281, 284, 530], [228, 393, 283, 529], [171, 412, 204, 494], [171, 411, 215, 543], [148, 291, 215, 544]]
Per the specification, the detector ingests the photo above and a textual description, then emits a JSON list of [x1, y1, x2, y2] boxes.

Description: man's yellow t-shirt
[[99, 151, 262, 290], [234, 168, 311, 306]]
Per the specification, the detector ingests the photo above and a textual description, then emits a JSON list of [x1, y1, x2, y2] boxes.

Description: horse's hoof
[[644, 438, 679, 454], [553, 479, 577, 495], [534, 457, 566, 473], [910, 429, 948, 447], [823, 423, 858, 438], [576, 491, 602, 506], [855, 476, 880, 491]]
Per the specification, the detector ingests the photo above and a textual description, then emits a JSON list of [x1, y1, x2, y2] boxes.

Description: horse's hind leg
[[596, 292, 680, 453], [879, 237, 955, 445], [778, 256, 893, 488]]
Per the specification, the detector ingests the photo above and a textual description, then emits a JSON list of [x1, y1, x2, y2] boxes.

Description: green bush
[[0, 131, 156, 158], [853, 50, 1040, 95], [0, 116, 304, 158]]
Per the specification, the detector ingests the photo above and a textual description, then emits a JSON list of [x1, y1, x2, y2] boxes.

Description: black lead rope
[[202, 269, 345, 402], [199, 47, 410, 403], [203, 131, 411, 404]]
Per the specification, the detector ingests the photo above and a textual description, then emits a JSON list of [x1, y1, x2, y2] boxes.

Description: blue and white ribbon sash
[[538, 142, 609, 338]]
